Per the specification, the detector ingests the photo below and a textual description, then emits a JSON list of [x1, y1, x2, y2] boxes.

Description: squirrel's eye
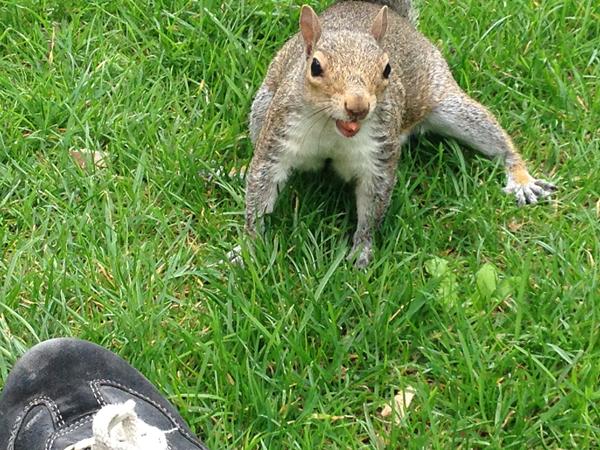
[[311, 58, 323, 77], [383, 63, 391, 79]]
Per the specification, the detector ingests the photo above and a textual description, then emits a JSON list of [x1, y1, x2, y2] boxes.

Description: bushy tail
[[376, 1, 415, 20], [347, 1, 419, 24]]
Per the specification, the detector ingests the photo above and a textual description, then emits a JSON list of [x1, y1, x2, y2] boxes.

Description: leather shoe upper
[[0, 338, 209, 450]]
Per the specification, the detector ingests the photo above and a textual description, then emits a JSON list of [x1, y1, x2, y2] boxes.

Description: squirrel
[[245, 0, 556, 268]]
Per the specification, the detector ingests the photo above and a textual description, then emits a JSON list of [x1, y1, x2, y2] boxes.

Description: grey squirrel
[[245, 0, 556, 268]]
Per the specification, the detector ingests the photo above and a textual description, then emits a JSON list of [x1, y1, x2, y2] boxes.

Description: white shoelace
[[64, 400, 170, 450]]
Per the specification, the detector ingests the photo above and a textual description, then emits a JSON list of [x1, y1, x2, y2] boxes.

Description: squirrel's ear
[[300, 5, 322, 56], [371, 6, 388, 43]]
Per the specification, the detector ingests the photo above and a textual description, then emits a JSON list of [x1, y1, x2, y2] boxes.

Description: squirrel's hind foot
[[503, 176, 556, 206]]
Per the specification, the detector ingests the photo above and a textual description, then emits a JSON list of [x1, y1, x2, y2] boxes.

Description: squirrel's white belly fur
[[275, 110, 382, 183]]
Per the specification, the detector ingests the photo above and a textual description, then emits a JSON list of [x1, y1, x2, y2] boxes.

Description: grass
[[0, 0, 598, 448]]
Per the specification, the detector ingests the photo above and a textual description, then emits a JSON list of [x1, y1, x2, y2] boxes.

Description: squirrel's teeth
[[336, 120, 361, 138]]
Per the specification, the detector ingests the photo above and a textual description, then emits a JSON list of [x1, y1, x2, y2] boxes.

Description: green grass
[[0, 0, 598, 448]]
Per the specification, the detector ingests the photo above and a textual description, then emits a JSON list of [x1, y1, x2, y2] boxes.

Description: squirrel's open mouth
[[335, 120, 361, 138]]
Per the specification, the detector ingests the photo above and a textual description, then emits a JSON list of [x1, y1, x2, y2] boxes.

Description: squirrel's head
[[299, 5, 391, 138]]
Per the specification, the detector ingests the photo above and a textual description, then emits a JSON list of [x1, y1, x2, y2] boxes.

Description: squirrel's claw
[[504, 176, 556, 206], [534, 179, 557, 192]]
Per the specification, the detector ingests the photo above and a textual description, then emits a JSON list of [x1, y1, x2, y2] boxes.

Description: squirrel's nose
[[344, 97, 370, 121]]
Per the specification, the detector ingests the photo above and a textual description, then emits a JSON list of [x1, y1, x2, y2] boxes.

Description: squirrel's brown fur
[[246, 1, 555, 268]]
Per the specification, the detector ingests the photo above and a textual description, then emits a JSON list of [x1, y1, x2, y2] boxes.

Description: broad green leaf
[[425, 257, 449, 278], [476, 263, 497, 298]]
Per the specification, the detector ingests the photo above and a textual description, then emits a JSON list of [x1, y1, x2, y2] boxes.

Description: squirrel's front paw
[[226, 244, 244, 266], [503, 175, 556, 206], [348, 241, 372, 269]]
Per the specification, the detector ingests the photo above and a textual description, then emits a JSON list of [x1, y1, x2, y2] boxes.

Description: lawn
[[0, 0, 598, 448]]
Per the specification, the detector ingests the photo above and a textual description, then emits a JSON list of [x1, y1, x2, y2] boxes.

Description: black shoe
[[0, 338, 209, 450]]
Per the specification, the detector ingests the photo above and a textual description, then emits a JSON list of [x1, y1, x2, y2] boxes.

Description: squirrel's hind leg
[[421, 91, 556, 205]]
